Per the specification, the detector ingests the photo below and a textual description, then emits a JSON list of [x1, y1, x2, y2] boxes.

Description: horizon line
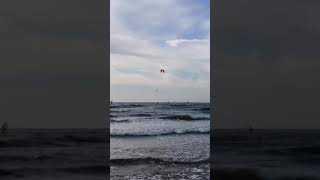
[[110, 101, 210, 103]]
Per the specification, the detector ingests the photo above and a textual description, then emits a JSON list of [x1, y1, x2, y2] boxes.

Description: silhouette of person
[[1, 122, 8, 136]]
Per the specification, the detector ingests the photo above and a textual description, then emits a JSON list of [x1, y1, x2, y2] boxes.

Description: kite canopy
[[160, 69, 165, 73]]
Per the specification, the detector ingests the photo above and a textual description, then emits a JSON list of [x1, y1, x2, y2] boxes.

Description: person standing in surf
[[1, 122, 8, 136]]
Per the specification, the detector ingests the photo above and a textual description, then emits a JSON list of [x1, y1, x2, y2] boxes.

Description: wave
[[0, 155, 30, 162], [110, 157, 209, 166], [214, 168, 263, 180], [111, 129, 209, 137], [55, 135, 107, 143], [199, 107, 210, 111], [0, 135, 107, 148], [266, 145, 320, 156], [0, 169, 17, 177], [215, 168, 320, 180], [0, 139, 61, 148], [161, 115, 209, 121], [62, 165, 107, 174], [129, 113, 153, 117], [289, 145, 320, 154], [111, 119, 130, 123], [111, 104, 145, 109], [0, 165, 108, 177], [0, 155, 53, 162], [168, 104, 192, 107], [198, 107, 210, 113]]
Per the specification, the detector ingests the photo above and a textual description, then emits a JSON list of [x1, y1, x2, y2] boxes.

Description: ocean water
[[2, 106, 318, 180], [110, 102, 211, 180], [0, 129, 107, 180], [214, 129, 320, 180]]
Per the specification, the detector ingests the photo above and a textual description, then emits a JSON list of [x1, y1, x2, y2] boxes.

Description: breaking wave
[[110, 129, 209, 137], [161, 115, 209, 121], [110, 157, 209, 165]]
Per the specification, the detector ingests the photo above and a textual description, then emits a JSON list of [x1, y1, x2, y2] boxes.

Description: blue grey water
[[1, 104, 319, 180], [214, 129, 320, 180], [110, 102, 211, 180], [0, 129, 107, 180]]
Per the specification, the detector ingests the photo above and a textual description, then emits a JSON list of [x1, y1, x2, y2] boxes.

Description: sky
[[110, 0, 210, 102], [214, 0, 320, 129], [0, 0, 106, 128]]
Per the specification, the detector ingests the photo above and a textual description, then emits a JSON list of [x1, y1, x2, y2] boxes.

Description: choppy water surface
[[110, 102, 210, 179], [214, 129, 320, 180], [0, 129, 107, 180]]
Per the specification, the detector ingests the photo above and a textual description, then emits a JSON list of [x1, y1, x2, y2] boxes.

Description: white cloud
[[165, 39, 208, 47]]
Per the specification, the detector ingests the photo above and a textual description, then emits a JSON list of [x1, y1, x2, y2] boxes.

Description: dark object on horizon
[[1, 122, 8, 136], [160, 69, 165, 73]]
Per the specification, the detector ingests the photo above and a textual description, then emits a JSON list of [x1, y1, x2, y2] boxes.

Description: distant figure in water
[[110, 100, 113, 105], [1, 122, 8, 136]]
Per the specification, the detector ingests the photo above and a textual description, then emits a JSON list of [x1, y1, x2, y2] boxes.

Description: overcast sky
[[110, 0, 210, 102], [215, 0, 320, 129], [0, 0, 106, 128]]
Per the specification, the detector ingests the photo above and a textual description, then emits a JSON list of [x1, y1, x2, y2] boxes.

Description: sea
[[1, 103, 318, 180], [0, 129, 107, 180], [214, 129, 320, 180], [110, 102, 211, 180]]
